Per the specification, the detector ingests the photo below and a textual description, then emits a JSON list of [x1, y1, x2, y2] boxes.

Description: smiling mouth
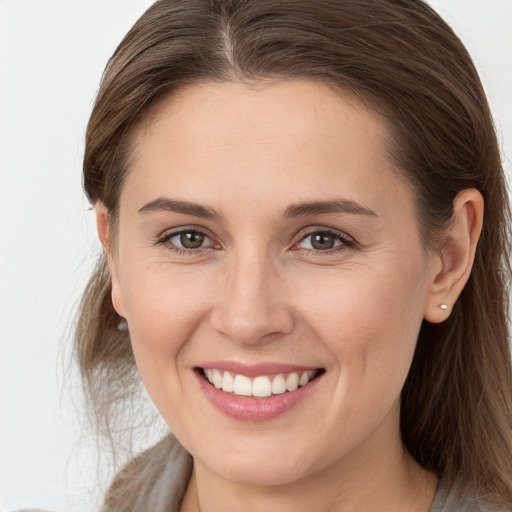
[[198, 367, 324, 398]]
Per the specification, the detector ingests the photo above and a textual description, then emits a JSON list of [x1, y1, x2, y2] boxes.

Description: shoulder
[[102, 434, 193, 512]]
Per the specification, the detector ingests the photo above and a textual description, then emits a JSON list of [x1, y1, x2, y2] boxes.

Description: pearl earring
[[438, 304, 448, 310], [117, 319, 129, 331]]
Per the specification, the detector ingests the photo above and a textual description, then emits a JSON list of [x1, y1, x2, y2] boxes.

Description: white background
[[0, 1, 511, 510]]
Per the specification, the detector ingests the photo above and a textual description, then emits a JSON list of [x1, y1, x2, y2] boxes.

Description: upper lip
[[196, 360, 322, 377]]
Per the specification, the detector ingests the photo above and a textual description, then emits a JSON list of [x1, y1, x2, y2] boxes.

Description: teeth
[[285, 373, 299, 392], [221, 371, 234, 392], [203, 368, 319, 397], [233, 374, 252, 396], [299, 371, 309, 387], [253, 376, 272, 398], [212, 369, 223, 389], [271, 374, 287, 395]]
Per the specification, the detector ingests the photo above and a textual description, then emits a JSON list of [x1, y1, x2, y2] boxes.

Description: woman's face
[[107, 80, 441, 485]]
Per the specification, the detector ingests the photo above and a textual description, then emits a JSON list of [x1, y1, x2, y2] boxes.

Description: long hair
[[77, 0, 512, 507]]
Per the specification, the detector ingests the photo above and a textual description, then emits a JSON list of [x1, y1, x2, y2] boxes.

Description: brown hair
[[77, 0, 512, 507]]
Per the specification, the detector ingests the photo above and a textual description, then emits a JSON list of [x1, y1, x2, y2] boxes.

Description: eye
[[173, 231, 208, 249], [158, 229, 215, 251], [297, 230, 354, 252]]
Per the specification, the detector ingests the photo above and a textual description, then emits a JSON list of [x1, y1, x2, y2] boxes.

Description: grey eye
[[181, 232, 204, 248], [299, 232, 343, 251], [170, 231, 211, 249]]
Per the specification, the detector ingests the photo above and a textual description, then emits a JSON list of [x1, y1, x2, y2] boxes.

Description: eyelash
[[155, 227, 356, 256]]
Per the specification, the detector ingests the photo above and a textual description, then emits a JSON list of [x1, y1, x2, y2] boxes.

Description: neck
[[180, 409, 437, 512]]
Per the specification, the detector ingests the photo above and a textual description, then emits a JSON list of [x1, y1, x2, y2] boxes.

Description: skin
[[96, 80, 483, 511]]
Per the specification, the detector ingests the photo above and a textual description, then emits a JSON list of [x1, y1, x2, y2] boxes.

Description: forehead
[[134, 79, 390, 159], [124, 79, 408, 216]]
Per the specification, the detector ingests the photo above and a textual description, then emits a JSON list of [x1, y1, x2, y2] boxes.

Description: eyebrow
[[284, 199, 378, 219], [138, 197, 221, 219], [137, 197, 377, 220]]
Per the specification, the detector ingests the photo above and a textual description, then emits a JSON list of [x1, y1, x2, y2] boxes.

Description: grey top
[[430, 479, 490, 512]]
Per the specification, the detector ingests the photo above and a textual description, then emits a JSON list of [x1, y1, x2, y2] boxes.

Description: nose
[[210, 250, 295, 345]]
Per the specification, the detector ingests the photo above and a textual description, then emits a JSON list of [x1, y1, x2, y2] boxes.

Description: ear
[[95, 202, 126, 318], [95, 201, 110, 249], [424, 189, 484, 323]]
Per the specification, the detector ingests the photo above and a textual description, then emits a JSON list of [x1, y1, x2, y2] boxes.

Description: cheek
[[301, 261, 424, 337], [297, 257, 427, 392], [290, 260, 427, 452], [118, 264, 212, 380]]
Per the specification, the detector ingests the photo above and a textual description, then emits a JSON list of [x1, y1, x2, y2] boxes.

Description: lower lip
[[195, 370, 322, 421]]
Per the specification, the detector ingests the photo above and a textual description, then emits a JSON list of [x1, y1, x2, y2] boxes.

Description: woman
[[76, 0, 512, 510]]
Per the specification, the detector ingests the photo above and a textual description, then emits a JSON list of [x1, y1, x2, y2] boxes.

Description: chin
[[209, 457, 312, 487], [191, 436, 325, 487]]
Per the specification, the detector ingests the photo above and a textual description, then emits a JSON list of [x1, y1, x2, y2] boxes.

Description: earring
[[438, 304, 448, 310], [117, 319, 129, 331]]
